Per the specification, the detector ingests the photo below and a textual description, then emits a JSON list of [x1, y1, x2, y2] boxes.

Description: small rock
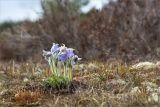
[[131, 62, 156, 71]]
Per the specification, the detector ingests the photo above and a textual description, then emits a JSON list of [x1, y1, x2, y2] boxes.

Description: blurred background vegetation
[[0, 0, 160, 62]]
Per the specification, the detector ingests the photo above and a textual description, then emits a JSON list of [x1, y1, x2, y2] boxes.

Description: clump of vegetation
[[42, 43, 81, 89], [12, 89, 42, 106]]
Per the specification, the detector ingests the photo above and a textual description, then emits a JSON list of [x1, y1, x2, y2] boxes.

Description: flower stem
[[69, 66, 73, 81], [63, 63, 66, 77]]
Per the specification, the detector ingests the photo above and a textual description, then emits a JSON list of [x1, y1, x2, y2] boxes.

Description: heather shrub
[[0, 0, 160, 62], [78, 0, 160, 61]]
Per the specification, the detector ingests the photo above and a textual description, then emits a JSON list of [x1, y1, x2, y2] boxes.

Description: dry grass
[[0, 60, 160, 107]]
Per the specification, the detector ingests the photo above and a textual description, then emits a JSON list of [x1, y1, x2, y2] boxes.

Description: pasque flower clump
[[43, 43, 81, 88]]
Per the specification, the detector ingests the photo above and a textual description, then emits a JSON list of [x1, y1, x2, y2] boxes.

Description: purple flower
[[58, 48, 75, 62], [43, 43, 81, 64], [43, 50, 52, 57], [50, 43, 60, 53]]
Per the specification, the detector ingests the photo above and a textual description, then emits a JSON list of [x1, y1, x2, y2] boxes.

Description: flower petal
[[50, 43, 60, 53]]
